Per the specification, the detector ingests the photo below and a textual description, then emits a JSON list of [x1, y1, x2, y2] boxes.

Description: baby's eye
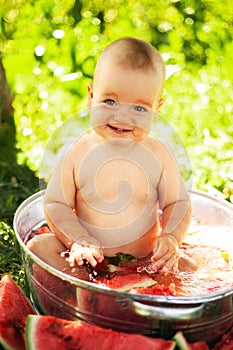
[[104, 99, 117, 106], [134, 105, 147, 113]]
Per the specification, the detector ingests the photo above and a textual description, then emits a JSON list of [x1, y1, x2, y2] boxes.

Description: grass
[[0, 143, 39, 295]]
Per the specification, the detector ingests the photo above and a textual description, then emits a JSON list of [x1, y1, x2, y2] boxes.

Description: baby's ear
[[87, 82, 93, 108], [157, 98, 165, 111]]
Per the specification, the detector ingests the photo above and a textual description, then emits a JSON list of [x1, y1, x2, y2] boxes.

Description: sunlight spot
[[60, 72, 82, 81], [201, 95, 209, 105], [185, 17, 194, 25], [4, 9, 19, 23], [166, 64, 180, 79], [22, 128, 32, 136], [225, 103, 232, 113], [161, 52, 171, 62], [91, 35, 99, 42], [195, 83, 207, 94], [35, 45, 45, 57], [158, 21, 173, 32], [47, 61, 57, 71], [33, 67, 41, 75], [41, 101, 49, 110], [203, 24, 211, 33], [54, 66, 64, 76], [39, 90, 48, 99], [53, 29, 65, 39], [83, 11, 92, 18], [104, 9, 118, 22], [92, 18, 101, 25], [185, 7, 195, 15], [222, 80, 231, 88], [192, 103, 200, 111]]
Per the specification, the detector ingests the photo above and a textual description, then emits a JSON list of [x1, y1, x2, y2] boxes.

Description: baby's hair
[[95, 37, 165, 80]]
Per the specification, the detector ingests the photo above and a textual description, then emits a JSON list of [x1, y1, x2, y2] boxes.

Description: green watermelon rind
[[120, 277, 157, 291], [173, 331, 191, 350], [25, 315, 36, 350], [0, 275, 35, 350], [0, 337, 15, 350], [106, 274, 157, 291]]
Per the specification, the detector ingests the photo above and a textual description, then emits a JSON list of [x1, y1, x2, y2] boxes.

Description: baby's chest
[[78, 159, 159, 204]]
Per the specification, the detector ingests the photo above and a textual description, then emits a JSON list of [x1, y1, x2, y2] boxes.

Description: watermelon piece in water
[[99, 273, 157, 291], [0, 275, 35, 350], [26, 314, 176, 350], [173, 331, 209, 350]]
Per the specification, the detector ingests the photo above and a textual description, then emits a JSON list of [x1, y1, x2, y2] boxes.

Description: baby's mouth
[[107, 124, 132, 134]]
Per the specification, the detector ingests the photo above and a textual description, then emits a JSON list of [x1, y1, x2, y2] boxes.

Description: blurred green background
[[0, 0, 232, 286]]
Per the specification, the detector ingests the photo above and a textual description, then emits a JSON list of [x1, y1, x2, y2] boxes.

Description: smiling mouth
[[107, 124, 132, 133]]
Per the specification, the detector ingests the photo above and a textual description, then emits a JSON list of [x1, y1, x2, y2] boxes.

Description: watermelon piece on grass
[[173, 331, 209, 350], [0, 275, 35, 350], [25, 314, 176, 350]]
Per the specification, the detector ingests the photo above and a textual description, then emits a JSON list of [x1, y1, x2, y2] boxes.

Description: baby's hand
[[69, 237, 104, 268], [151, 234, 179, 272]]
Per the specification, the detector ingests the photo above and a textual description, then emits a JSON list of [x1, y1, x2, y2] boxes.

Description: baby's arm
[[151, 142, 192, 271], [151, 199, 192, 271], [44, 142, 104, 267]]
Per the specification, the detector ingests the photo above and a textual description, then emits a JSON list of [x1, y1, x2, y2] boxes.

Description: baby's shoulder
[[61, 132, 100, 164], [144, 135, 168, 151], [69, 132, 98, 151], [144, 135, 176, 162]]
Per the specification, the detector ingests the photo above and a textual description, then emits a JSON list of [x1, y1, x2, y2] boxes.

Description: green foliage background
[[0, 0, 233, 288], [1, 0, 233, 198]]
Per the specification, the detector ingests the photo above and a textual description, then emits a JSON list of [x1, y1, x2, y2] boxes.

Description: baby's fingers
[[151, 241, 168, 261], [93, 248, 104, 264], [151, 252, 171, 271], [151, 252, 178, 272], [162, 254, 178, 272], [69, 250, 83, 267], [82, 252, 99, 267]]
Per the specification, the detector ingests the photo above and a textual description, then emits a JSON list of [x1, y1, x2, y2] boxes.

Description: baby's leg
[[178, 255, 198, 272], [27, 234, 90, 279], [27, 234, 69, 271]]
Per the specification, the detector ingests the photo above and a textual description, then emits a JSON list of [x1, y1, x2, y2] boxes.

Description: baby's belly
[[103, 222, 160, 258], [76, 199, 159, 249]]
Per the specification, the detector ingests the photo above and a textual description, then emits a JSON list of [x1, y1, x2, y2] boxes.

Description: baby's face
[[88, 59, 163, 142]]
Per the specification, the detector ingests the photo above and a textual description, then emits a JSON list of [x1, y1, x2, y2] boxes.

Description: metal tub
[[13, 189, 233, 345]]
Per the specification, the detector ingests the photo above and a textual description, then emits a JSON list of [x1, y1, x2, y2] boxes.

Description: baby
[[28, 38, 192, 274]]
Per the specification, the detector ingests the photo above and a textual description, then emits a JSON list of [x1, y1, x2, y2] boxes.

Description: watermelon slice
[[25, 314, 176, 350], [0, 275, 35, 350], [173, 331, 209, 350], [98, 273, 157, 291]]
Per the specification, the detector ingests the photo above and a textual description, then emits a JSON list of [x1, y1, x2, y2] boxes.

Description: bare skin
[[27, 38, 192, 274]]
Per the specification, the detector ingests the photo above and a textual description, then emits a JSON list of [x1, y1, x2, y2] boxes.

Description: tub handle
[[130, 300, 204, 321]]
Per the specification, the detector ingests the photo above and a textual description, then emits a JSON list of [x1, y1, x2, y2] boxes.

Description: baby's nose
[[113, 106, 131, 123]]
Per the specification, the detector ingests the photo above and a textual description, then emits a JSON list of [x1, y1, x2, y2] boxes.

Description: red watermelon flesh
[[0, 275, 35, 350], [98, 273, 157, 291], [26, 314, 176, 350]]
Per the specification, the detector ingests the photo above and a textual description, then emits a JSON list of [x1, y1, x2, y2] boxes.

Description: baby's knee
[[27, 233, 64, 257], [178, 255, 198, 272], [27, 233, 69, 270], [27, 233, 50, 255]]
